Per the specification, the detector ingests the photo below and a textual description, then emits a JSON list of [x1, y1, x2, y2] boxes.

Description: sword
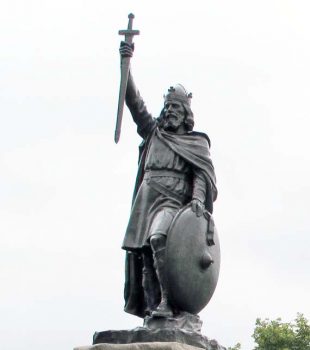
[[115, 13, 140, 143]]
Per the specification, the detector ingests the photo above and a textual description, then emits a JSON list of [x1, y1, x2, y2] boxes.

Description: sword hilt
[[119, 13, 140, 44]]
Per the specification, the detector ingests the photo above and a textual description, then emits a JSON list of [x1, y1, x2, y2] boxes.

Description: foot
[[151, 300, 173, 318], [145, 305, 155, 316]]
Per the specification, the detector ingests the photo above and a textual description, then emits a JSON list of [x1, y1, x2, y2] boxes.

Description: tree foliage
[[228, 313, 310, 350], [253, 313, 310, 350]]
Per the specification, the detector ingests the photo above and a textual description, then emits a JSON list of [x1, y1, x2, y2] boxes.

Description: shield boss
[[166, 205, 220, 314]]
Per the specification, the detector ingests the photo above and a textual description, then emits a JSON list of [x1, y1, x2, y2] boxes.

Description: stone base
[[74, 342, 205, 350], [75, 341, 226, 350], [90, 328, 226, 350]]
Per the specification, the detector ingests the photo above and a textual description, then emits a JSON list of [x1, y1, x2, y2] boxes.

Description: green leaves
[[228, 313, 309, 350], [252, 313, 310, 350], [294, 313, 310, 350]]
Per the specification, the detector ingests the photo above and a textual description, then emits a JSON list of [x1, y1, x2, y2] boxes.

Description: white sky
[[1, 1, 309, 349]]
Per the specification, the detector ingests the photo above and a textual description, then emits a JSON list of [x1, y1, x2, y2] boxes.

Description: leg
[[150, 233, 173, 317], [142, 249, 160, 315]]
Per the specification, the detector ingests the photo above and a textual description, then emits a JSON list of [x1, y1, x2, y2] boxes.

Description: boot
[[142, 264, 160, 316], [151, 247, 173, 318]]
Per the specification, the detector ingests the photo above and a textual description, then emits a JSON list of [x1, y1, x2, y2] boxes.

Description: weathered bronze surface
[[166, 205, 220, 314], [115, 13, 140, 143], [93, 328, 226, 350], [118, 27, 219, 324], [78, 14, 226, 350]]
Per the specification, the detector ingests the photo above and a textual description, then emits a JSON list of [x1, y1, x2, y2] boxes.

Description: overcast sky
[[1, 1, 310, 349]]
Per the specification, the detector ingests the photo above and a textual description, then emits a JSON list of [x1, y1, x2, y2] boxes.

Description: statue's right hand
[[119, 41, 134, 58]]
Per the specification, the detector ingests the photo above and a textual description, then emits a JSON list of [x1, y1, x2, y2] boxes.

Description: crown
[[164, 84, 192, 106]]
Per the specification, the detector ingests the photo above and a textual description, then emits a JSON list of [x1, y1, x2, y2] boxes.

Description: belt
[[144, 169, 188, 180], [143, 170, 189, 203]]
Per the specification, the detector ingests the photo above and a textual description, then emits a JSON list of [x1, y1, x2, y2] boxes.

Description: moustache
[[165, 112, 179, 119]]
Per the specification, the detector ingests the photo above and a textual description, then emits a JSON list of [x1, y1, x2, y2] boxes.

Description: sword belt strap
[[144, 178, 184, 204], [203, 210, 215, 246]]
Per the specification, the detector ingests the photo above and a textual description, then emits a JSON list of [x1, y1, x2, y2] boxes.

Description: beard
[[162, 113, 184, 131]]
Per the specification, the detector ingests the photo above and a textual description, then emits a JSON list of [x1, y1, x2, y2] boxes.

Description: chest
[[145, 134, 188, 172]]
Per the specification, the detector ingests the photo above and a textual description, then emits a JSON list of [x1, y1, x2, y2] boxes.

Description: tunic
[[122, 131, 193, 250]]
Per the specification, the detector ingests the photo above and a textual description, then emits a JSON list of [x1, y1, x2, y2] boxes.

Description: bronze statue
[[118, 36, 219, 322], [78, 14, 225, 350]]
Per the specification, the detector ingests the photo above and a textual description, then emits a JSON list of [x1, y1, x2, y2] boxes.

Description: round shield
[[165, 205, 220, 314]]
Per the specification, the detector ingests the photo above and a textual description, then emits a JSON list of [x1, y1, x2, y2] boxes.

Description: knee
[[150, 234, 166, 252]]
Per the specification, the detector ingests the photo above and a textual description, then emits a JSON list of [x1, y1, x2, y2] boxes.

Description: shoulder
[[187, 131, 211, 147], [138, 127, 156, 152]]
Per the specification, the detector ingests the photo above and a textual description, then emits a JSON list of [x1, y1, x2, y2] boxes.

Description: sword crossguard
[[119, 13, 140, 44]]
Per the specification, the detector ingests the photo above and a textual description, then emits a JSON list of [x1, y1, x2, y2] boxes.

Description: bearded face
[[162, 101, 186, 131]]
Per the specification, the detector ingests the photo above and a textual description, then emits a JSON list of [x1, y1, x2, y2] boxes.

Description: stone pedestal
[[74, 327, 226, 350], [75, 342, 205, 350], [75, 312, 226, 350], [74, 341, 224, 350]]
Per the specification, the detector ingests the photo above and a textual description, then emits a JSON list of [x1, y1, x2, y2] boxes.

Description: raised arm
[[119, 42, 155, 139]]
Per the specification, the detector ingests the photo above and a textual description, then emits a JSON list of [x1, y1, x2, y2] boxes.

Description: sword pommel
[[128, 13, 134, 27]]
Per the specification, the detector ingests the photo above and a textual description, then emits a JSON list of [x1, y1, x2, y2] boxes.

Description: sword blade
[[114, 56, 130, 143]]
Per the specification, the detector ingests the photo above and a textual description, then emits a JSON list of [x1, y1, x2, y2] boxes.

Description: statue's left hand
[[191, 198, 205, 217]]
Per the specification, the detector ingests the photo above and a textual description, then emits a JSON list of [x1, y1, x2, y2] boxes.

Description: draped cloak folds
[[123, 126, 217, 317]]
